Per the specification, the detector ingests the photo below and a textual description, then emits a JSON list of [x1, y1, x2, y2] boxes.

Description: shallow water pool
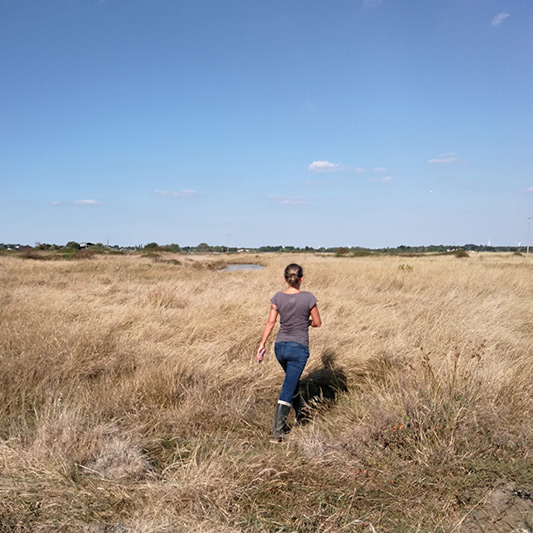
[[221, 264, 264, 271]]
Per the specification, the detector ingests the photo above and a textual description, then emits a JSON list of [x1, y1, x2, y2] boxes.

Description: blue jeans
[[275, 342, 310, 405]]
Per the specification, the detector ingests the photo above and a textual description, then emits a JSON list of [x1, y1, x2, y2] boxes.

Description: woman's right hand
[[257, 345, 266, 364]]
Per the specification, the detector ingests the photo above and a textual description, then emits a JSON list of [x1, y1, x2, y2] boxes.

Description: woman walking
[[257, 263, 322, 442]]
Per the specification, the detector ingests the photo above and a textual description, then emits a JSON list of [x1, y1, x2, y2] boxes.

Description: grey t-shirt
[[271, 291, 317, 347]]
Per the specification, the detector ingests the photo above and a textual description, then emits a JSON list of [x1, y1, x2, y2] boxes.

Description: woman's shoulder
[[300, 290, 317, 298], [300, 291, 317, 304]]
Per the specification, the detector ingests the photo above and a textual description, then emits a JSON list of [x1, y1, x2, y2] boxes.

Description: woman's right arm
[[257, 304, 278, 362]]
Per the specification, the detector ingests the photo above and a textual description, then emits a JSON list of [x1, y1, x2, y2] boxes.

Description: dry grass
[[0, 252, 532, 532]]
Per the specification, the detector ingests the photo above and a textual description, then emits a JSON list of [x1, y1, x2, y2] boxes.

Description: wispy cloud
[[308, 160, 342, 173], [52, 199, 105, 206], [154, 189, 197, 198], [73, 199, 105, 206], [428, 153, 459, 164], [371, 176, 393, 183], [428, 157, 459, 164], [525, 187, 533, 193], [492, 13, 510, 26], [270, 195, 305, 206], [305, 179, 337, 186], [373, 167, 387, 173], [308, 160, 367, 174]]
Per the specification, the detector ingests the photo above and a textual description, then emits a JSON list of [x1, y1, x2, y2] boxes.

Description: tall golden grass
[[0, 252, 532, 532]]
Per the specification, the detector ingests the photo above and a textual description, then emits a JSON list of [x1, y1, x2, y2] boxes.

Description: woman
[[257, 263, 322, 442]]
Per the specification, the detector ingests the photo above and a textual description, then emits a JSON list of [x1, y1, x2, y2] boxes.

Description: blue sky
[[1, 0, 532, 248]]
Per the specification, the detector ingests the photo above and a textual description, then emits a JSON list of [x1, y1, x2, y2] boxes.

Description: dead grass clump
[[85, 433, 151, 481], [147, 290, 188, 309], [19, 249, 51, 260], [333, 342, 531, 467], [30, 409, 152, 481]]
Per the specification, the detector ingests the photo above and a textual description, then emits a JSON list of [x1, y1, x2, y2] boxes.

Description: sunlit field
[[1, 252, 532, 532]]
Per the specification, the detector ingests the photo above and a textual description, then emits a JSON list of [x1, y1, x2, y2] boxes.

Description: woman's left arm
[[310, 304, 322, 327]]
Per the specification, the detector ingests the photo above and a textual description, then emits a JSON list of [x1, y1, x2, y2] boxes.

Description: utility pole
[[526, 217, 533, 254]]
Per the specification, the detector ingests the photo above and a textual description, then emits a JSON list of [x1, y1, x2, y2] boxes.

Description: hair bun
[[284, 263, 304, 288]]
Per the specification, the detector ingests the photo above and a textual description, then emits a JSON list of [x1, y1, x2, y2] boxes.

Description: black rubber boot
[[291, 391, 309, 425], [270, 402, 291, 442]]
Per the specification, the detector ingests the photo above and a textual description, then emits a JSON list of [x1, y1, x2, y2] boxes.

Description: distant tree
[[259, 245, 283, 252], [196, 242, 209, 252], [66, 241, 81, 249], [144, 242, 159, 250]]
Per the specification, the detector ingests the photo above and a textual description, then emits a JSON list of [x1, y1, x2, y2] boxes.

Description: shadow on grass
[[297, 349, 348, 424]]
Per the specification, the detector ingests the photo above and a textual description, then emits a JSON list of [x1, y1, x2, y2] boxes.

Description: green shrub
[[398, 264, 413, 272], [351, 249, 373, 257], [335, 247, 350, 257]]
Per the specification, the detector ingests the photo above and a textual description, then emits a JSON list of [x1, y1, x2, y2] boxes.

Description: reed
[[0, 252, 531, 531]]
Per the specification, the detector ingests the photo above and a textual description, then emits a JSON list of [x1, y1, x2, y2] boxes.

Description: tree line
[[1, 241, 528, 255]]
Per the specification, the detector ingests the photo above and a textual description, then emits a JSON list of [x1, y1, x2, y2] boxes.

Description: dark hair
[[284, 263, 303, 288]]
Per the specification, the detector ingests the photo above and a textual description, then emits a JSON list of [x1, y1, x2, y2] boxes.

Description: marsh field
[[0, 252, 532, 532]]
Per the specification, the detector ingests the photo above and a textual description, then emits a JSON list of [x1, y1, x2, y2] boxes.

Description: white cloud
[[308, 160, 342, 173], [373, 167, 387, 173], [155, 189, 197, 198], [308, 160, 368, 174], [525, 187, 533, 193], [73, 199, 104, 206], [492, 13, 510, 26], [270, 195, 305, 206]]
